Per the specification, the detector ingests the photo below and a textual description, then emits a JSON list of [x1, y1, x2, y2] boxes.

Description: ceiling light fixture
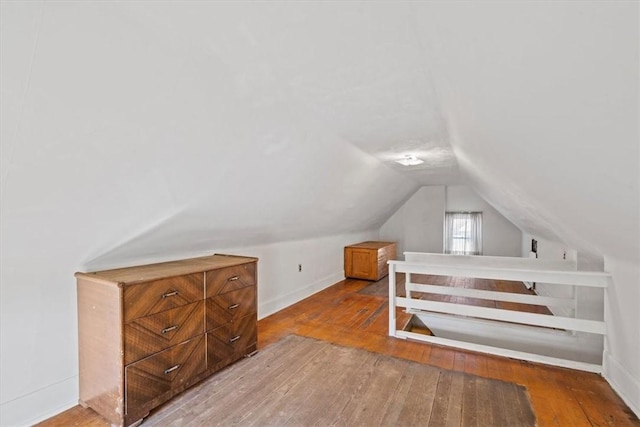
[[395, 155, 424, 166]]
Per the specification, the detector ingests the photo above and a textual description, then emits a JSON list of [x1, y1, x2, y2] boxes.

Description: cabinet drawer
[[125, 335, 206, 418], [206, 313, 257, 371], [124, 301, 205, 364], [123, 273, 203, 322], [206, 286, 256, 331], [205, 263, 256, 298]]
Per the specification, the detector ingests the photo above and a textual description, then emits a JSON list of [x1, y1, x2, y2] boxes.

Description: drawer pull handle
[[229, 335, 241, 343], [161, 325, 178, 334], [228, 276, 239, 282], [228, 303, 240, 310], [162, 291, 179, 298], [164, 364, 180, 375]]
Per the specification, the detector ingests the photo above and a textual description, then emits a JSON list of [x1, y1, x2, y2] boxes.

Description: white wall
[[227, 231, 379, 319], [521, 233, 605, 320], [380, 185, 521, 259], [446, 185, 521, 257], [380, 186, 445, 257], [603, 257, 640, 418], [0, 229, 377, 426], [521, 234, 577, 318]]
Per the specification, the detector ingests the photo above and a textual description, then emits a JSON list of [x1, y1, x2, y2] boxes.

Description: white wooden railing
[[388, 253, 612, 373]]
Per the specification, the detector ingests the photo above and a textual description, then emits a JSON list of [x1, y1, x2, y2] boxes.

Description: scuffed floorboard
[[144, 335, 536, 427]]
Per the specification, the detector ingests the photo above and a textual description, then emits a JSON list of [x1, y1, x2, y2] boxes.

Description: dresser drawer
[[206, 286, 256, 331], [206, 313, 257, 371], [125, 335, 206, 419], [124, 301, 205, 364], [205, 263, 256, 298], [123, 273, 203, 322]]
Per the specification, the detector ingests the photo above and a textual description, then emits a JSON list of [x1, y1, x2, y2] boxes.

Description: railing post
[[406, 272, 412, 302], [389, 262, 396, 337]]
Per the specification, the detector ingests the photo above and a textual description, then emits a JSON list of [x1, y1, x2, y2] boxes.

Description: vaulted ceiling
[[1, 1, 637, 267]]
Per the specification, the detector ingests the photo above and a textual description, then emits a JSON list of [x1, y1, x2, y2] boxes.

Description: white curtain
[[444, 212, 483, 255]]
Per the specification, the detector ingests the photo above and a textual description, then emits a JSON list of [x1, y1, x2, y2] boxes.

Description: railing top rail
[[402, 252, 577, 271], [388, 260, 610, 288]]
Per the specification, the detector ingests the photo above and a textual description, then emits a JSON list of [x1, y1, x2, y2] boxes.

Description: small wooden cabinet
[[344, 241, 397, 281], [76, 254, 257, 426]]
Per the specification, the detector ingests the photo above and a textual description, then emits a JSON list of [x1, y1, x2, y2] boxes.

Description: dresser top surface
[[75, 254, 258, 285], [345, 241, 396, 250]]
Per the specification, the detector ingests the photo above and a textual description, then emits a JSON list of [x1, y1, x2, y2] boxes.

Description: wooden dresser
[[344, 241, 396, 281], [76, 254, 258, 426]]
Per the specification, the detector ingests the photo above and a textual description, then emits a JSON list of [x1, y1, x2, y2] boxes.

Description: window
[[444, 212, 483, 255]]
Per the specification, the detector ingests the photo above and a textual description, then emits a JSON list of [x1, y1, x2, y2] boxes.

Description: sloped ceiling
[[413, 1, 639, 263], [1, 0, 637, 268], [1, 1, 450, 266]]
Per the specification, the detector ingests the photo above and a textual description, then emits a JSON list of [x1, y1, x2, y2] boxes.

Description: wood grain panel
[[73, 254, 258, 427], [205, 262, 256, 298], [77, 278, 125, 426], [76, 254, 258, 285], [124, 301, 205, 364], [125, 336, 206, 421], [207, 313, 257, 371], [206, 286, 256, 331], [344, 241, 396, 281], [123, 273, 203, 322], [377, 243, 396, 279], [351, 249, 375, 278]]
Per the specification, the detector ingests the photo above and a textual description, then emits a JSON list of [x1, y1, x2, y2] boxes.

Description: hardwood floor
[[138, 335, 535, 426], [39, 276, 639, 426]]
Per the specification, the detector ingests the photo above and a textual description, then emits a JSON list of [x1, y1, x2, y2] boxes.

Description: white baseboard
[[258, 271, 344, 320], [0, 376, 78, 426], [603, 350, 640, 419]]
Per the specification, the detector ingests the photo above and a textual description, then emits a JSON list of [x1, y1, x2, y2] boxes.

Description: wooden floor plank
[[238, 342, 343, 426], [444, 372, 464, 427], [285, 345, 377, 426], [461, 374, 478, 426], [488, 376, 510, 427], [341, 355, 410, 426], [392, 362, 440, 426], [162, 337, 326, 426], [509, 382, 538, 426], [311, 351, 379, 426], [377, 362, 421, 426], [149, 335, 311, 425], [428, 371, 453, 426], [475, 377, 494, 427]]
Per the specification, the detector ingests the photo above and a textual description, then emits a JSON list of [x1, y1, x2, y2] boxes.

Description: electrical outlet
[[298, 264, 302, 272]]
